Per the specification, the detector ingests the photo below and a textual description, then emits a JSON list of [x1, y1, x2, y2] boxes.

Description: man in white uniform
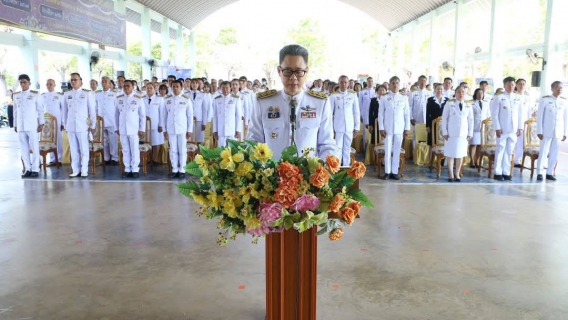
[[159, 80, 193, 179], [213, 81, 243, 147], [442, 77, 455, 99], [536, 81, 567, 181], [379, 76, 411, 180], [62, 73, 96, 178], [188, 78, 211, 143], [42, 79, 63, 164], [330, 75, 359, 166], [514, 78, 532, 167], [95, 76, 119, 165], [144, 84, 164, 163], [115, 80, 146, 178], [358, 77, 376, 150], [248, 44, 337, 159], [13, 74, 44, 178], [239, 76, 255, 136], [490, 76, 523, 181], [409, 75, 433, 148]]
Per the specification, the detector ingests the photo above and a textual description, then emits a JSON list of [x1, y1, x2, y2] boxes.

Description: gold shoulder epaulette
[[560, 96, 567, 100], [466, 99, 473, 103], [30, 90, 38, 94], [82, 88, 91, 92], [134, 95, 142, 99], [307, 90, 328, 99], [42, 92, 47, 95], [231, 94, 239, 98], [95, 90, 102, 93], [13, 91, 21, 95], [165, 94, 172, 98], [542, 95, 551, 98], [112, 89, 117, 93], [182, 94, 189, 99], [257, 89, 277, 99], [241, 91, 249, 94], [215, 95, 222, 99], [116, 94, 124, 98], [448, 98, 456, 102], [58, 92, 63, 95], [348, 90, 356, 93], [495, 92, 503, 96]]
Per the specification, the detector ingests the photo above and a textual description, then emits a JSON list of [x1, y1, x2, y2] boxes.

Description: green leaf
[[328, 171, 347, 189], [316, 223, 329, 235], [227, 139, 242, 152], [186, 161, 199, 170], [200, 145, 222, 160], [177, 181, 200, 197], [347, 188, 374, 208], [186, 167, 203, 177], [281, 145, 298, 162], [244, 140, 258, 148], [340, 176, 356, 189]]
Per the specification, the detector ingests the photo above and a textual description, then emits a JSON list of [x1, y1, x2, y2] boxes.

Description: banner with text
[[0, 0, 126, 49]]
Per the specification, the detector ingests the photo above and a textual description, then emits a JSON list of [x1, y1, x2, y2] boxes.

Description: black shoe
[[382, 173, 390, 180], [105, 160, 111, 165], [21, 170, 32, 178], [122, 172, 129, 178], [448, 178, 454, 182], [503, 175, 512, 181], [109, 160, 119, 166], [536, 174, 543, 181], [454, 178, 461, 182], [391, 174, 400, 180], [178, 173, 186, 179], [132, 172, 139, 178], [514, 164, 522, 168], [30, 171, 39, 178], [127, 172, 133, 178], [494, 175, 504, 181], [170, 172, 180, 179], [546, 175, 556, 181]]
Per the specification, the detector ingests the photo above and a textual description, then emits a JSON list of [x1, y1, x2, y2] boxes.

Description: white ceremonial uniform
[[536, 95, 567, 176], [160, 93, 194, 173], [248, 89, 337, 160], [62, 88, 96, 175], [358, 87, 376, 147], [13, 90, 44, 172], [441, 99, 474, 158], [144, 94, 164, 146], [490, 91, 523, 176], [379, 91, 411, 175], [42, 91, 64, 162], [443, 89, 455, 99], [115, 93, 146, 173], [95, 89, 119, 162], [515, 93, 532, 164], [330, 89, 360, 166], [213, 93, 243, 147], [188, 90, 211, 143], [469, 100, 490, 146], [240, 88, 254, 132], [409, 88, 433, 148]]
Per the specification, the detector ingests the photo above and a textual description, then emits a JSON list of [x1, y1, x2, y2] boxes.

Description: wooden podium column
[[266, 227, 317, 320]]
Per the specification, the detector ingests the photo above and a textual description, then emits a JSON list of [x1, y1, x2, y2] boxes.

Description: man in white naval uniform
[[213, 81, 243, 147], [144, 84, 164, 164], [536, 81, 567, 181], [42, 79, 63, 164], [409, 75, 433, 148], [188, 78, 211, 143], [358, 77, 376, 150], [442, 77, 455, 99], [490, 76, 524, 181], [13, 74, 44, 178], [239, 76, 255, 137], [95, 76, 119, 165], [159, 80, 193, 179], [514, 79, 532, 167], [330, 75, 359, 166], [248, 44, 337, 160], [62, 73, 96, 178], [115, 80, 146, 178], [379, 76, 411, 180]]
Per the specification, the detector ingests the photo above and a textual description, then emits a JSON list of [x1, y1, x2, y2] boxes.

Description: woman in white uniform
[[442, 86, 474, 182], [144, 85, 165, 163], [468, 88, 490, 168]]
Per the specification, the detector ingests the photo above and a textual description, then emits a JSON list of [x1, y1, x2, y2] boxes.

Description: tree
[[213, 27, 242, 80], [92, 58, 114, 81], [0, 27, 15, 98], [40, 50, 78, 83], [286, 19, 326, 75]]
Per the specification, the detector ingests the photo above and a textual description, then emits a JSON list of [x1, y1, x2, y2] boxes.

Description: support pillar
[[188, 30, 196, 77], [452, 0, 464, 81], [176, 24, 184, 68], [114, 0, 127, 78], [410, 21, 419, 81], [78, 43, 91, 84], [20, 31, 40, 90], [541, 0, 559, 96], [428, 11, 438, 83], [141, 7, 152, 80], [487, 0, 503, 88], [161, 17, 171, 70]]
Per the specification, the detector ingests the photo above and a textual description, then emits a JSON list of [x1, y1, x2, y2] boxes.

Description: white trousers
[[169, 134, 187, 173], [68, 131, 90, 174], [384, 134, 403, 174], [536, 137, 559, 175], [217, 136, 234, 148], [19, 131, 39, 172], [514, 133, 524, 164], [49, 124, 63, 163], [196, 121, 205, 143], [494, 133, 517, 175], [103, 127, 119, 161], [120, 134, 140, 173], [335, 131, 353, 166]]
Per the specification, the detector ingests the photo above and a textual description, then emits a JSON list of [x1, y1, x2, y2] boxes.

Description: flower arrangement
[[178, 140, 373, 245]]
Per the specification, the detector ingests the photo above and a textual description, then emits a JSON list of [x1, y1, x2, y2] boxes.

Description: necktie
[[290, 97, 297, 145], [459, 102, 463, 111], [148, 98, 151, 104], [193, 92, 196, 100]]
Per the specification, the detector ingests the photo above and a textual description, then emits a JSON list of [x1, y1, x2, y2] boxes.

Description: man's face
[[172, 82, 182, 95], [46, 80, 55, 92], [279, 55, 308, 96], [198, 79, 204, 90], [146, 85, 155, 97], [338, 77, 348, 91], [516, 80, 526, 93], [367, 78, 374, 89], [455, 88, 465, 101], [211, 83, 218, 91], [348, 80, 355, 89], [168, 77, 174, 86], [247, 82, 252, 90], [19, 78, 30, 91], [504, 81, 515, 93], [443, 79, 452, 90], [418, 78, 427, 88], [123, 82, 133, 95], [185, 79, 191, 88], [239, 79, 246, 90], [90, 80, 98, 91], [117, 77, 124, 88], [70, 75, 82, 90], [153, 83, 160, 91], [231, 81, 240, 93], [462, 84, 469, 94], [480, 83, 487, 92], [552, 83, 563, 97], [221, 84, 231, 96], [389, 79, 400, 93], [102, 78, 111, 90], [254, 80, 260, 86], [143, 80, 149, 86], [190, 81, 199, 90]]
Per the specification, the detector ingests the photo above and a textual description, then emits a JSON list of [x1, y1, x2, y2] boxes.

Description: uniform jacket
[[378, 91, 410, 135], [42, 91, 63, 121], [95, 89, 119, 129], [537, 95, 568, 139], [330, 90, 360, 133], [160, 93, 194, 135], [115, 93, 146, 136], [62, 88, 96, 132], [490, 92, 523, 134], [13, 90, 45, 131], [441, 99, 474, 137], [213, 93, 243, 137]]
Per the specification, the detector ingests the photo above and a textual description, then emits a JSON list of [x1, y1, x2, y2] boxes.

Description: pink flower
[[258, 202, 284, 225], [246, 225, 270, 237], [290, 195, 320, 213]]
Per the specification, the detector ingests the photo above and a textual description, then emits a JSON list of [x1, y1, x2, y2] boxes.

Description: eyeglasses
[[70, 79, 80, 82], [279, 68, 307, 78]]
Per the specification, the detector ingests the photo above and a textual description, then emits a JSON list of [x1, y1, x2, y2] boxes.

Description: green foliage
[[347, 188, 374, 208], [328, 171, 347, 189], [199, 145, 222, 160], [177, 180, 200, 197], [280, 145, 298, 162], [286, 18, 326, 75]]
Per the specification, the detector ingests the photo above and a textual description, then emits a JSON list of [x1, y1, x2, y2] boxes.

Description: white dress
[[441, 100, 474, 158]]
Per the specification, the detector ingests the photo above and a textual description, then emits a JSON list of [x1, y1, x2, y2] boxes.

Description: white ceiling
[[133, 0, 453, 31]]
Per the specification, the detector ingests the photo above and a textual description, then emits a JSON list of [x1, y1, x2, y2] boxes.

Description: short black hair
[[167, 75, 176, 80], [159, 84, 168, 93], [123, 80, 134, 86], [376, 84, 387, 92], [239, 76, 247, 81], [18, 74, 30, 82], [551, 81, 562, 90], [443, 77, 452, 83], [473, 88, 485, 101], [389, 76, 400, 83], [70, 72, 82, 80], [516, 78, 526, 84], [171, 80, 183, 87], [220, 81, 231, 87], [479, 80, 488, 86], [279, 44, 309, 65], [503, 76, 515, 85], [117, 75, 125, 80], [418, 75, 427, 81]]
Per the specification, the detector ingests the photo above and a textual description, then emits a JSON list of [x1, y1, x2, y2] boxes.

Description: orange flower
[[309, 165, 330, 188], [329, 228, 344, 241], [277, 162, 302, 181], [347, 161, 366, 180], [340, 207, 356, 225], [279, 177, 300, 190], [328, 194, 345, 213], [346, 201, 362, 217], [325, 155, 341, 174], [274, 185, 299, 208]]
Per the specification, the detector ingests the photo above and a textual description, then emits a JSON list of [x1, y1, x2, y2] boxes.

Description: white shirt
[[537, 95, 568, 139], [115, 92, 146, 136], [160, 93, 194, 135], [379, 91, 411, 135], [213, 93, 243, 137], [330, 90, 360, 133], [95, 89, 119, 129], [42, 91, 63, 121], [14, 89, 45, 131], [62, 88, 96, 132]]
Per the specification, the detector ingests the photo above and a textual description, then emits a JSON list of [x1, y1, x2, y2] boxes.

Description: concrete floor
[[1, 127, 568, 320]]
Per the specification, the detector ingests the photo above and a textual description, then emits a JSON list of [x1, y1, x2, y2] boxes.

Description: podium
[[265, 227, 317, 320]]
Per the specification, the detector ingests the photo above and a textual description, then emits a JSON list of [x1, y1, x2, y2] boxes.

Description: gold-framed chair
[[520, 118, 540, 178], [89, 115, 105, 174], [187, 117, 200, 162], [139, 116, 152, 175], [38, 113, 60, 173], [373, 118, 406, 177], [413, 123, 430, 166], [428, 117, 445, 177], [477, 118, 514, 178]]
